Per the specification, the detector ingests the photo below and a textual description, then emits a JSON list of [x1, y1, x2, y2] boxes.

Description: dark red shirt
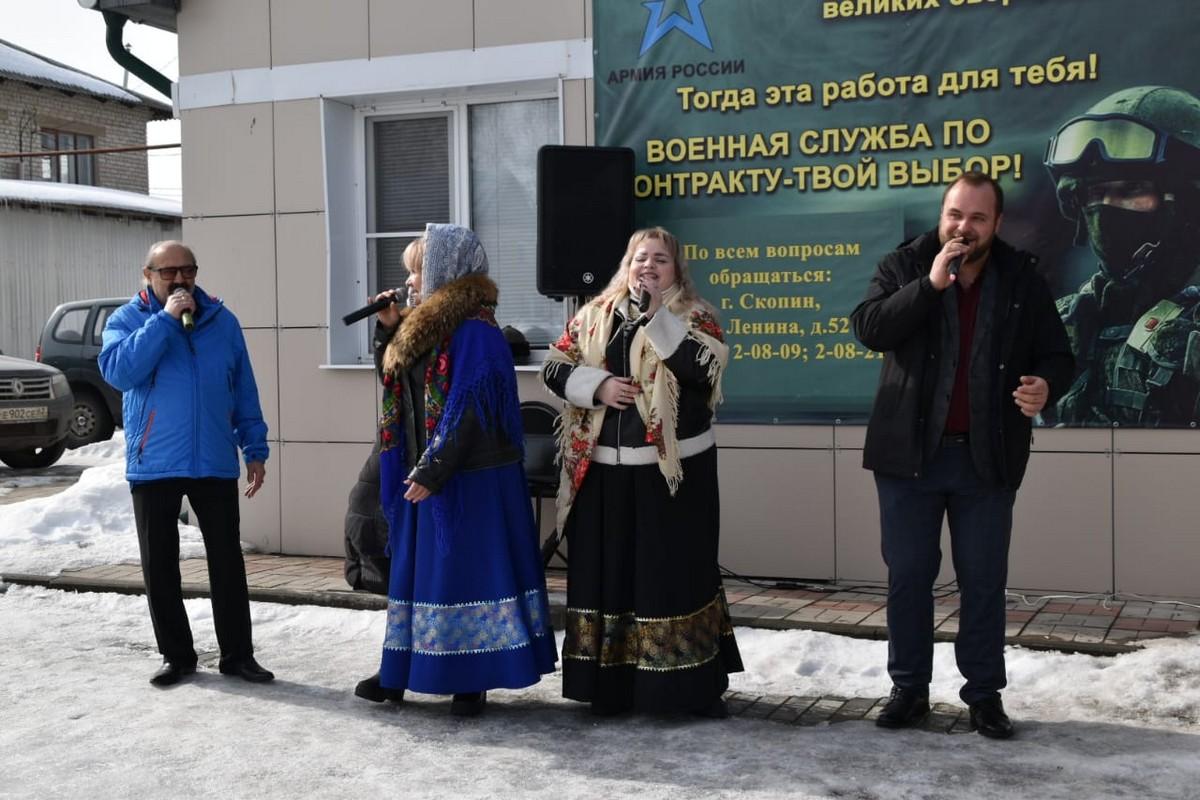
[[945, 276, 983, 435]]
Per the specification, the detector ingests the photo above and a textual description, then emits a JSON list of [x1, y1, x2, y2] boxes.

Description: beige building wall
[[175, 0, 1200, 598]]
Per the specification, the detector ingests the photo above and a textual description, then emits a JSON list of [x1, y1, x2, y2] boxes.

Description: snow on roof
[[0, 38, 169, 111], [0, 179, 180, 218]]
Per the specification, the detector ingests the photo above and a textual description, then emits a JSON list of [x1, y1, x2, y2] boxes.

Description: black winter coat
[[850, 230, 1074, 489], [343, 441, 389, 595]]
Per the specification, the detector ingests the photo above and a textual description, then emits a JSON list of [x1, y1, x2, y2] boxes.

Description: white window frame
[[332, 82, 563, 365]]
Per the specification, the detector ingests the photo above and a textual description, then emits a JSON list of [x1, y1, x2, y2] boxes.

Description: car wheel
[[66, 389, 115, 449], [0, 439, 69, 469]]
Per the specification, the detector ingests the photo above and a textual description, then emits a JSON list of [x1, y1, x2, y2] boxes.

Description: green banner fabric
[[594, 0, 1200, 426]]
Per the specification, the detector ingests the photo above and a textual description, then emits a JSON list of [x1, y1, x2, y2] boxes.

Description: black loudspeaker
[[537, 145, 635, 297]]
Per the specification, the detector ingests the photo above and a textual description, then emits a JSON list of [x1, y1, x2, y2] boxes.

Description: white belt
[[591, 428, 716, 466]]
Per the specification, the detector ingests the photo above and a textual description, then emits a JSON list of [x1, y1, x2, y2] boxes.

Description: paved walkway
[[5, 554, 1198, 731]]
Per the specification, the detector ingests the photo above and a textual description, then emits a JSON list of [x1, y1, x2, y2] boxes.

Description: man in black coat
[[850, 172, 1073, 739]]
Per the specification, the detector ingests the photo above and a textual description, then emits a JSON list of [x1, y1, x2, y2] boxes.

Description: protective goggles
[[1045, 113, 1200, 172]]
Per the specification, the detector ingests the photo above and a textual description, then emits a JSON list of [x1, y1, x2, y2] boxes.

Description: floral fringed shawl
[[545, 284, 728, 532]]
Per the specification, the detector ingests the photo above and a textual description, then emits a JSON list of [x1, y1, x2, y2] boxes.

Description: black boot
[[875, 686, 930, 729], [218, 656, 275, 683], [150, 659, 196, 687], [450, 691, 487, 717], [354, 672, 405, 703], [969, 696, 1015, 739]]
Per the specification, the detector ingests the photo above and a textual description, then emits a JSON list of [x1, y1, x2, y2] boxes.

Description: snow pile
[[0, 432, 205, 576], [0, 178, 182, 218], [729, 627, 1200, 728]]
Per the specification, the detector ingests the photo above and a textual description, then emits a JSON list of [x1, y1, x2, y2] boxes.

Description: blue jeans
[[874, 440, 1015, 705]]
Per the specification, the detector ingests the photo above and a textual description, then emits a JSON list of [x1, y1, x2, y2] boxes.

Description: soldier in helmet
[[1045, 85, 1200, 427]]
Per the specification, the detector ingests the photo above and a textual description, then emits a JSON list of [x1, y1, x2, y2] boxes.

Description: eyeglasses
[[149, 265, 199, 279]]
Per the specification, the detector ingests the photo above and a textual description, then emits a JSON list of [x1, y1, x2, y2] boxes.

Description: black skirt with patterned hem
[[561, 446, 744, 713]]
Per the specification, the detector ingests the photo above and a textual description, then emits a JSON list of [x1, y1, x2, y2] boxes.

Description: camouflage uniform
[[1046, 86, 1200, 427], [1055, 271, 1200, 426]]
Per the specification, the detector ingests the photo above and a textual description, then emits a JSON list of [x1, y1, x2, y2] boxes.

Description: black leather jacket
[[373, 320, 519, 493]]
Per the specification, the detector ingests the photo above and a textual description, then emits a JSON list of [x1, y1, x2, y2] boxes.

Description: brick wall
[[0, 80, 164, 193]]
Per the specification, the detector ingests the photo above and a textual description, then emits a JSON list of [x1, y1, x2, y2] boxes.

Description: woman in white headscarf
[[541, 226, 742, 717], [355, 223, 557, 716]]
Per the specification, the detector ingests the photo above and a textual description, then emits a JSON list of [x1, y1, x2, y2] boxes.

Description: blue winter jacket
[[99, 286, 269, 482]]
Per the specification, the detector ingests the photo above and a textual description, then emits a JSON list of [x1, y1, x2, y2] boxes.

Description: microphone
[[946, 255, 962, 280], [342, 290, 403, 326], [171, 285, 195, 331], [637, 287, 651, 314]]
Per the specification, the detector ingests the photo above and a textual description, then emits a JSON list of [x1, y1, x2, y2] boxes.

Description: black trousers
[[874, 441, 1015, 705], [131, 478, 254, 666]]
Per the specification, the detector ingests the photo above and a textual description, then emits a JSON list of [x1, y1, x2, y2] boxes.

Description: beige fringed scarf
[[545, 284, 728, 531]]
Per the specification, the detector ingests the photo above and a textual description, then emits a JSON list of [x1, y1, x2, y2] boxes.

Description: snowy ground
[[1, 437, 1199, 798], [1, 587, 1198, 800]]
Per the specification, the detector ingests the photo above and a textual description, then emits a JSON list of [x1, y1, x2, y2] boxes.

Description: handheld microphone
[[171, 284, 195, 331], [637, 287, 651, 314], [946, 236, 967, 280], [946, 255, 962, 279], [342, 290, 403, 326]]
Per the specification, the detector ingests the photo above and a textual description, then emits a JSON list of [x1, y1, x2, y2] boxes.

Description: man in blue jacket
[[101, 240, 274, 687], [851, 173, 1073, 739]]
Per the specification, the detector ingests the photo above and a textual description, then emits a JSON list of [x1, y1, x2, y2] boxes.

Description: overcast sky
[[2, 0, 181, 199]]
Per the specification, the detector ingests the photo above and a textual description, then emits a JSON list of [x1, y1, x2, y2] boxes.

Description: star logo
[[639, 0, 713, 57]]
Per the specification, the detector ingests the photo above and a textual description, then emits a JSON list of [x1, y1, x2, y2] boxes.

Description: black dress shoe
[[149, 660, 196, 687], [969, 696, 1015, 739], [450, 691, 487, 717], [354, 673, 405, 704], [218, 657, 275, 683], [875, 686, 930, 729], [692, 697, 730, 719]]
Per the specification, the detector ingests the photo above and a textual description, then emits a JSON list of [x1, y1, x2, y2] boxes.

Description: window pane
[[77, 135, 95, 185], [469, 99, 560, 346], [372, 116, 451, 233], [92, 306, 118, 345], [40, 132, 57, 181], [371, 236, 417, 299], [54, 308, 88, 344], [77, 155, 94, 185]]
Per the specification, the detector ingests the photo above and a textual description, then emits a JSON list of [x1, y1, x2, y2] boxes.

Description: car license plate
[[0, 406, 48, 423]]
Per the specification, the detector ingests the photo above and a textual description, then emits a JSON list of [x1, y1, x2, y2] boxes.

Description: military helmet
[[1046, 86, 1200, 219]]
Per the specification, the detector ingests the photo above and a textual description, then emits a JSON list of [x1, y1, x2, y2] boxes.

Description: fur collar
[[383, 273, 498, 374]]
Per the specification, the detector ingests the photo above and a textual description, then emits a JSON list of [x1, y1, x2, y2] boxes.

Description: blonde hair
[[402, 237, 426, 275], [595, 226, 714, 314]]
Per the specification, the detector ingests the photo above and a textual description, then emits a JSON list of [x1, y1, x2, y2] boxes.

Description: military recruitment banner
[[594, 0, 1200, 426]]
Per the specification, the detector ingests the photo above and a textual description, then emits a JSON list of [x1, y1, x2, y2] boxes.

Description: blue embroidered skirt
[[378, 461, 558, 694]]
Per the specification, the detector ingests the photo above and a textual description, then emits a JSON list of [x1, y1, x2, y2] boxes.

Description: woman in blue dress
[[355, 223, 557, 715]]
